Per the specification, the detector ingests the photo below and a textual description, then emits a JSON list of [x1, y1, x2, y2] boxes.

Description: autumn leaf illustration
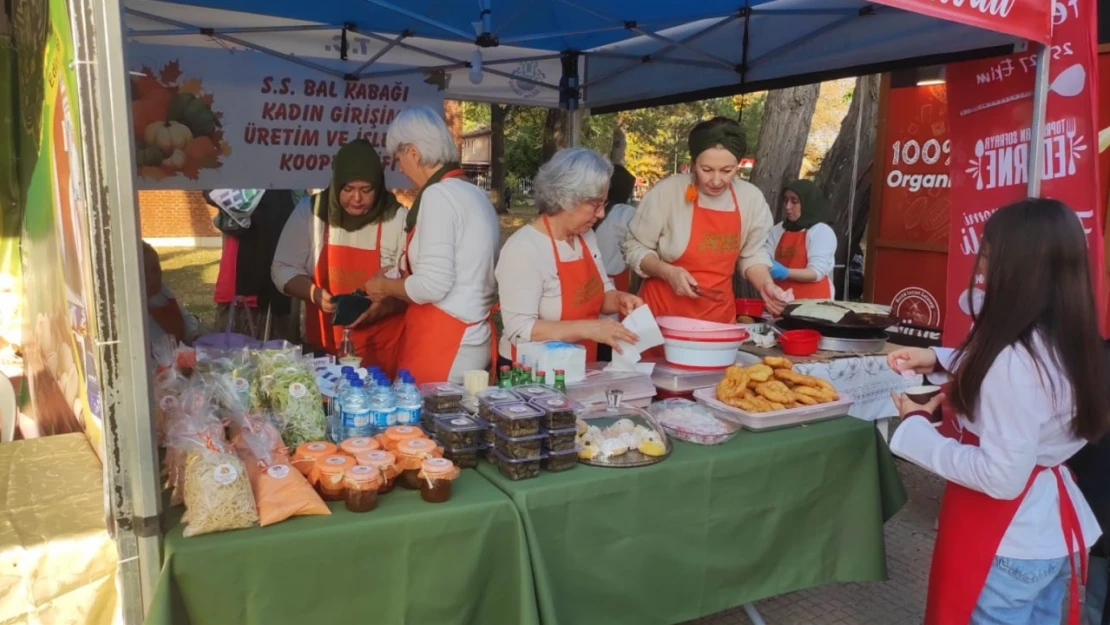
[[180, 78, 203, 95], [200, 93, 214, 106], [210, 129, 224, 144], [160, 60, 182, 84], [140, 166, 168, 181], [181, 164, 201, 181]]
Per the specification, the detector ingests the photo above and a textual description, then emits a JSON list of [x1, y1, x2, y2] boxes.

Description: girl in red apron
[[886, 198, 1109, 625], [271, 139, 406, 376], [496, 149, 643, 367], [363, 106, 500, 385], [629, 119, 789, 357], [767, 179, 835, 300]]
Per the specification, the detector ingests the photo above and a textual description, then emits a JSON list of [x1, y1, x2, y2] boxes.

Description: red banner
[[871, 84, 950, 332], [943, 0, 1105, 345], [871, 0, 1052, 43]]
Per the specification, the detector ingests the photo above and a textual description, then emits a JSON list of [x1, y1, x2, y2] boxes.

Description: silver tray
[[817, 335, 888, 353], [577, 391, 672, 468]]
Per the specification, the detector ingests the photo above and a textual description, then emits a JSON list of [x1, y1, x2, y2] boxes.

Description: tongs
[[692, 285, 727, 303]]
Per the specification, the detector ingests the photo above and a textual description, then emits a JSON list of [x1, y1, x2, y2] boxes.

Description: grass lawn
[[162, 207, 535, 329]]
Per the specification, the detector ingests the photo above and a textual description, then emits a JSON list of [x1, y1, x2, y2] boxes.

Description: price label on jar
[[307, 442, 328, 451], [326, 456, 347, 465], [451, 418, 470, 426], [267, 464, 291, 479], [214, 464, 239, 485], [233, 377, 249, 392], [289, 382, 307, 398]]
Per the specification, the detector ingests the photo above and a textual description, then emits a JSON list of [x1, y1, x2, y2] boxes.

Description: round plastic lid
[[358, 450, 396, 467], [316, 454, 355, 474], [341, 437, 380, 454], [397, 438, 436, 456], [421, 457, 458, 476], [346, 465, 383, 484]]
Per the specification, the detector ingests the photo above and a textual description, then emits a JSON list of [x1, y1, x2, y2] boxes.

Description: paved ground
[[688, 458, 945, 625]]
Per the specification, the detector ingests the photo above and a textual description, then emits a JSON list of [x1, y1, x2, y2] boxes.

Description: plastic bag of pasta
[[182, 440, 259, 537], [237, 424, 329, 527], [162, 385, 223, 507]]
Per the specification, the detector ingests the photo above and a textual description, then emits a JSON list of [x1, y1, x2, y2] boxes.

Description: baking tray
[[692, 387, 854, 431], [817, 335, 888, 353]]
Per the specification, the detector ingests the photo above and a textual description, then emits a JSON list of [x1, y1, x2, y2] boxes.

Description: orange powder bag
[[237, 428, 330, 527]]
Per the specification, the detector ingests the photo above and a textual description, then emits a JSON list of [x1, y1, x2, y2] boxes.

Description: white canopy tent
[[68, 0, 1054, 622]]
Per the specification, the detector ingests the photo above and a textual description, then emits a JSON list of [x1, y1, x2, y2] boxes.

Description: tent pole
[[1026, 43, 1051, 197], [843, 76, 867, 300], [81, 0, 163, 617]]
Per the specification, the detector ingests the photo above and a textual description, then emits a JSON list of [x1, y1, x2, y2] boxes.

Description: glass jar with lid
[[344, 465, 384, 512], [395, 438, 442, 490], [355, 449, 400, 493], [314, 453, 356, 501], [418, 458, 460, 503]]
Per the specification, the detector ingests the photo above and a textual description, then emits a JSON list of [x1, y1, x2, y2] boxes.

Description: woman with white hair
[[363, 106, 500, 384], [496, 148, 643, 364]]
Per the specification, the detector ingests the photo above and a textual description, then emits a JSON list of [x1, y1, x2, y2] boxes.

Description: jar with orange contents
[[314, 454, 355, 501], [292, 441, 337, 476], [339, 436, 381, 457], [356, 449, 401, 494], [418, 458, 461, 503], [380, 425, 425, 452], [395, 438, 441, 490], [344, 465, 384, 512]]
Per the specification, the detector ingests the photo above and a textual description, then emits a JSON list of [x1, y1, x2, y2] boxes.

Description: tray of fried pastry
[[693, 356, 853, 431]]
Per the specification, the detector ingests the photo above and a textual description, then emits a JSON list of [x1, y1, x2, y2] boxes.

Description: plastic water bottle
[[369, 378, 397, 430], [340, 379, 373, 439], [327, 371, 358, 442], [393, 369, 410, 394], [338, 329, 361, 367], [394, 374, 423, 427]]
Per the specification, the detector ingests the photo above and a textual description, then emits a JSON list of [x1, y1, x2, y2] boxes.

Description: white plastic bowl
[[662, 336, 745, 369]]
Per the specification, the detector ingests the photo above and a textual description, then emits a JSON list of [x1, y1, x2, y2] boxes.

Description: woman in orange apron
[[765, 179, 835, 300], [496, 149, 643, 367], [886, 198, 1108, 625], [625, 118, 790, 348], [363, 107, 500, 385], [270, 139, 406, 376]]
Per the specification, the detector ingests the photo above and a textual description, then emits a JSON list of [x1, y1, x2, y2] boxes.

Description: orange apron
[[307, 206, 404, 377], [639, 186, 741, 357], [610, 268, 631, 293], [774, 229, 832, 299], [925, 426, 1086, 625], [150, 297, 186, 344], [396, 170, 498, 384], [510, 217, 607, 363]]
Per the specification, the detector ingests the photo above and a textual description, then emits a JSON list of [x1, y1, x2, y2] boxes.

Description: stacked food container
[[477, 387, 583, 480], [650, 361, 727, 400]]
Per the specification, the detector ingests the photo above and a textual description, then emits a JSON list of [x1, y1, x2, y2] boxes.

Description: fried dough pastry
[[762, 356, 794, 370], [794, 386, 839, 403], [794, 394, 819, 406], [716, 366, 751, 404], [743, 363, 774, 383], [754, 380, 796, 404]]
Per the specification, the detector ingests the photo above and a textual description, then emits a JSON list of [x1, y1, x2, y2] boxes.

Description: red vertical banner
[[870, 84, 951, 336], [943, 0, 1105, 346]]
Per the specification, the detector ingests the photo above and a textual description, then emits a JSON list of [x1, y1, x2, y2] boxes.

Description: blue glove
[[770, 261, 789, 281]]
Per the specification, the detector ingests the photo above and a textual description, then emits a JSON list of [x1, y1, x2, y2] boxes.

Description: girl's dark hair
[[950, 198, 1109, 442]]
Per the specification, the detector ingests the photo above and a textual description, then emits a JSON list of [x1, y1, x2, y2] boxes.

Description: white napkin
[[605, 305, 664, 373]]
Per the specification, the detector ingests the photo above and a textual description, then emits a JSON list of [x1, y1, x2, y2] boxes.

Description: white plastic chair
[[0, 373, 15, 442]]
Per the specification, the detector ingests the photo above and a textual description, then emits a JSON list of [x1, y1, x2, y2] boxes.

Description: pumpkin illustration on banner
[[129, 60, 231, 181]]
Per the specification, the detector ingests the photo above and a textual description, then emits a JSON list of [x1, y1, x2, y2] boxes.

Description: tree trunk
[[490, 104, 508, 214], [748, 84, 820, 219], [814, 75, 880, 300], [542, 108, 569, 163], [735, 84, 819, 300], [443, 100, 464, 155], [609, 120, 627, 166]]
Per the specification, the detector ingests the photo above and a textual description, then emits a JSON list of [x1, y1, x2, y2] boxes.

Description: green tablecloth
[[148, 472, 539, 625], [477, 417, 906, 625]]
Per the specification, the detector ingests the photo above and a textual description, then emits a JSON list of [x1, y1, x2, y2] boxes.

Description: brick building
[[138, 191, 221, 247]]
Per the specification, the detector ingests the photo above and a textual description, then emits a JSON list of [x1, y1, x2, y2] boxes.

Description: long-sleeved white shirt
[[621, 174, 773, 278], [403, 178, 500, 347], [147, 285, 200, 346], [270, 197, 407, 294], [595, 203, 636, 276], [763, 222, 837, 289], [495, 225, 615, 356], [890, 341, 1101, 559]]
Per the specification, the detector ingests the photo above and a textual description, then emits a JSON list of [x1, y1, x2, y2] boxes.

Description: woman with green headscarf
[[764, 179, 836, 300], [624, 117, 790, 338], [271, 138, 408, 375]]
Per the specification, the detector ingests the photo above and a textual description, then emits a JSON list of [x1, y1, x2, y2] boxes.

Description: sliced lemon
[[638, 439, 667, 457], [578, 445, 599, 461]]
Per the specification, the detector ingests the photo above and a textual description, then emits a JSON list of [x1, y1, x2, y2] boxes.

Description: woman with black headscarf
[[623, 117, 788, 332], [763, 179, 837, 299], [271, 138, 407, 375]]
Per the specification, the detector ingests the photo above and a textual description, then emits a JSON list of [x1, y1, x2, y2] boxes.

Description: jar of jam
[[340, 436, 381, 457], [381, 425, 426, 452], [314, 454, 355, 501], [292, 441, 337, 476], [356, 450, 400, 494], [344, 465, 383, 512], [418, 458, 460, 504], [395, 438, 441, 490]]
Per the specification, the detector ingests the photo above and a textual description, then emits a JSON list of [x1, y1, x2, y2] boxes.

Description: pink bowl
[[656, 316, 748, 341]]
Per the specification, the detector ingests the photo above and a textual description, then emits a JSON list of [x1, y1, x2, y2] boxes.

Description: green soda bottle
[[554, 369, 567, 393], [535, 370, 547, 385], [498, 365, 513, 388]]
